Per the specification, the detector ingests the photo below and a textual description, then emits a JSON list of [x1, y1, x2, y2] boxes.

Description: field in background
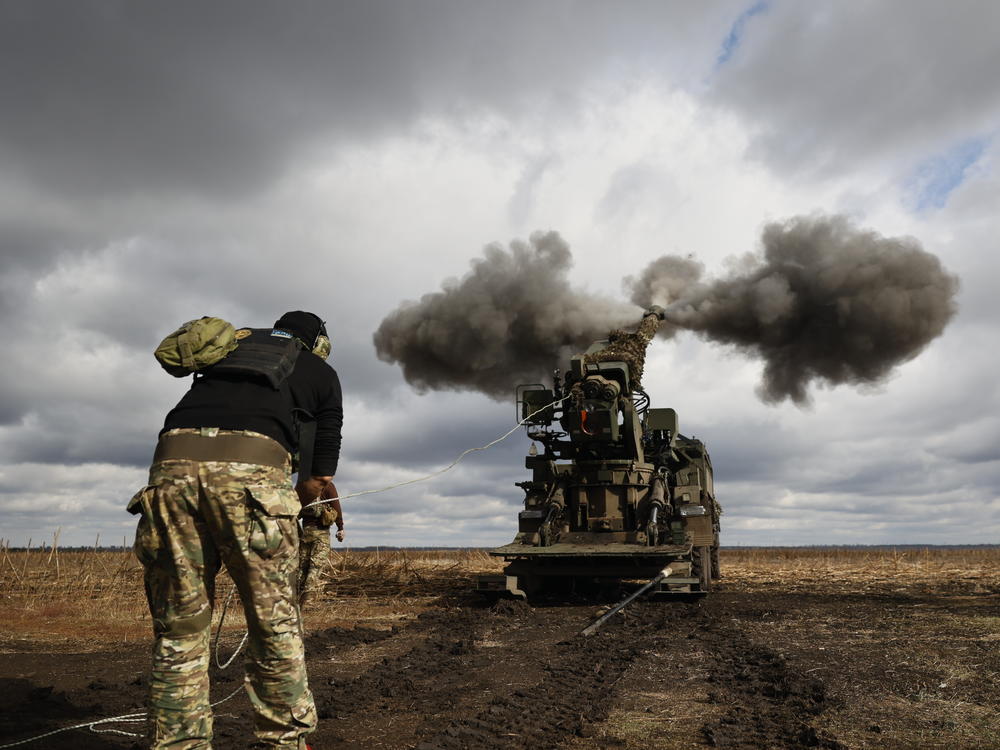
[[2, 543, 997, 648], [0, 543, 506, 646]]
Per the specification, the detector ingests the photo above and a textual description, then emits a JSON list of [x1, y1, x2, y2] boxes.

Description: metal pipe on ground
[[579, 565, 675, 637]]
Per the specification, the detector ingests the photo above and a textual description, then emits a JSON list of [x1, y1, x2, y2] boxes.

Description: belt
[[154, 431, 289, 469]]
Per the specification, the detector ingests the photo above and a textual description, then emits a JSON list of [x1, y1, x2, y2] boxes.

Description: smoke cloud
[[376, 215, 959, 405], [629, 215, 960, 403], [373, 231, 635, 399]]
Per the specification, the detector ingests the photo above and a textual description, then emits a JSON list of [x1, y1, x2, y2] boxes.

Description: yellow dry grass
[[0, 542, 504, 649], [721, 545, 1000, 594], [1, 543, 997, 649]]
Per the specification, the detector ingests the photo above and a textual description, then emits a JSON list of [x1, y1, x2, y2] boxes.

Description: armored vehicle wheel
[[711, 543, 721, 580]]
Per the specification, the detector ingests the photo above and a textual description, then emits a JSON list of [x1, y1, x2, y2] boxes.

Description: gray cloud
[[0, 1, 742, 203], [349, 406, 524, 470], [926, 415, 1000, 465], [698, 418, 806, 483], [707, 1, 1000, 177]]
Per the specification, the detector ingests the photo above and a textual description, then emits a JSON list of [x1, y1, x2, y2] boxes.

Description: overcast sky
[[1, 1, 998, 549]]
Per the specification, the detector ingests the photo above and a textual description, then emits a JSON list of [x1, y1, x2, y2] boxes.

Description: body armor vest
[[208, 328, 302, 389]]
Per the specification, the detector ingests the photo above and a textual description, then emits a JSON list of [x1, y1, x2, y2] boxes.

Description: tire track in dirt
[[305, 606, 493, 747], [303, 624, 399, 654], [413, 602, 696, 749], [428, 594, 845, 750], [696, 597, 844, 749]]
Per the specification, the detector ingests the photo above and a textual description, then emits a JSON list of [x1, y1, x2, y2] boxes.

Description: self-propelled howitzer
[[480, 307, 721, 598]]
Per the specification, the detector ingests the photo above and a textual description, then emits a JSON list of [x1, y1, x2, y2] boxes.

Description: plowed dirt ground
[[1, 548, 998, 749]]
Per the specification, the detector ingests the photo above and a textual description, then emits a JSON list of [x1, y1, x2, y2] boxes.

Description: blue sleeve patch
[[271, 329, 293, 339]]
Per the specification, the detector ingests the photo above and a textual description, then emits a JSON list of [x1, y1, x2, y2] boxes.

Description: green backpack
[[154, 316, 238, 377]]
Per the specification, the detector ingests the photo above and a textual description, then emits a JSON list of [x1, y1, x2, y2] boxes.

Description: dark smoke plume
[[376, 215, 958, 405], [373, 231, 635, 399], [628, 215, 960, 403]]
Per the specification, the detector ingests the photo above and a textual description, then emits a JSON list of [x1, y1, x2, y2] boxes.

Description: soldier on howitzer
[[582, 305, 665, 388]]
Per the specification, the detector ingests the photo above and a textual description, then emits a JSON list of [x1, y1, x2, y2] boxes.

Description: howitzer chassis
[[479, 310, 721, 599]]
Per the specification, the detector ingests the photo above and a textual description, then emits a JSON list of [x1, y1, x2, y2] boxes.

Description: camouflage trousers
[[131, 430, 316, 749], [297, 518, 331, 606]]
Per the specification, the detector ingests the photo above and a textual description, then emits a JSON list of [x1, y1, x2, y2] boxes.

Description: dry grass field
[[1, 544, 998, 749]]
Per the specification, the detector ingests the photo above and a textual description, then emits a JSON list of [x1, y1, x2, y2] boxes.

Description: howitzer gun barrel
[[637, 305, 666, 340]]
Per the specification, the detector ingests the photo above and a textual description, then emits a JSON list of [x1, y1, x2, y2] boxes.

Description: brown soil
[[1, 551, 998, 749]]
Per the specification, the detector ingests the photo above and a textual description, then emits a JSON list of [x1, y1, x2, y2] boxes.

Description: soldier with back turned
[[130, 310, 342, 750]]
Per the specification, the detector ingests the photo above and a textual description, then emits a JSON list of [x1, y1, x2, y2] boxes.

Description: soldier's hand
[[335, 529, 345, 542], [318, 505, 339, 527], [296, 475, 332, 505]]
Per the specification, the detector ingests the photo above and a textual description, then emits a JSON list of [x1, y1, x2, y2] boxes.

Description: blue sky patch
[[716, 1, 770, 66], [907, 135, 990, 212]]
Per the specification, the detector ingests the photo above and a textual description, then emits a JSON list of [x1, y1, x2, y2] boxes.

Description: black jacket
[[161, 347, 343, 476]]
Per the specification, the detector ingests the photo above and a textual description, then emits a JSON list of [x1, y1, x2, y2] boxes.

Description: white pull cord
[[213, 585, 249, 669], [0, 684, 245, 747], [301, 395, 567, 511]]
